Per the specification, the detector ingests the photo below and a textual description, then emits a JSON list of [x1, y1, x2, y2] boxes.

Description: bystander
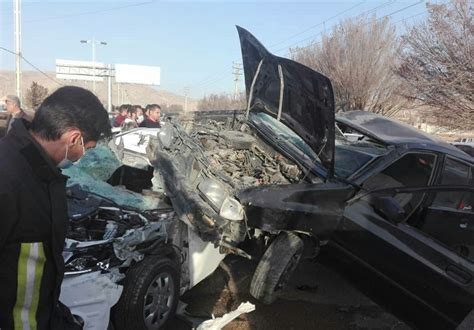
[[1, 95, 30, 133], [0, 86, 111, 329], [139, 104, 161, 128]]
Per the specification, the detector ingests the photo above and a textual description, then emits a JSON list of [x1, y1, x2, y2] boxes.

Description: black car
[[453, 142, 474, 157], [150, 27, 473, 329]]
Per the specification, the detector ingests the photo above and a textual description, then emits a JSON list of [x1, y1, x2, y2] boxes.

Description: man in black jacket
[[139, 104, 161, 128], [0, 86, 111, 329]]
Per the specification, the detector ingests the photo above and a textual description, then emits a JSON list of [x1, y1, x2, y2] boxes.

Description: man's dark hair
[[31, 86, 111, 142], [127, 107, 137, 116], [150, 104, 161, 111], [119, 104, 132, 113]]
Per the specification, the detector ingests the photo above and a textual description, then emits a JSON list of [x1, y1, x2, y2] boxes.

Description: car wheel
[[250, 231, 303, 304], [113, 257, 180, 329]]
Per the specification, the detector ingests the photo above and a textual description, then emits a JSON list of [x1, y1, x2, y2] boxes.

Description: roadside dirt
[[166, 255, 410, 329]]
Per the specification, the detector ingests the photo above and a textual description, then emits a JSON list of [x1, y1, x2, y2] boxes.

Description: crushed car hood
[[237, 26, 336, 176]]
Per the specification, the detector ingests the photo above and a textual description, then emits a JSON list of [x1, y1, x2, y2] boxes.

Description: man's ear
[[62, 128, 82, 146]]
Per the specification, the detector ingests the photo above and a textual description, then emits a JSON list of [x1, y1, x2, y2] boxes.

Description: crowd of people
[[112, 103, 161, 130]]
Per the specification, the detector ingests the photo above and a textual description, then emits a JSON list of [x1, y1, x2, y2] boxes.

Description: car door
[[331, 152, 474, 328], [419, 157, 474, 260]]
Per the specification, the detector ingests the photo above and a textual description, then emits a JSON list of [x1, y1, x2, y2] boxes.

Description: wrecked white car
[[60, 134, 226, 330]]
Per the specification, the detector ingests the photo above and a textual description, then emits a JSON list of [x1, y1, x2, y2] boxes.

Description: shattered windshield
[[250, 112, 388, 179]]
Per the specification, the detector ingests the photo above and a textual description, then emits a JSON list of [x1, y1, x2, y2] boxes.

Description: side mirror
[[371, 196, 406, 224]]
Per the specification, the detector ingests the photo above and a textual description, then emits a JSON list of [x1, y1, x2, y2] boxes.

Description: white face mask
[[57, 137, 85, 169], [137, 115, 144, 123]]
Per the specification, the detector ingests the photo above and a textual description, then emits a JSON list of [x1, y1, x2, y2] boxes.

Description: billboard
[[115, 64, 160, 86], [55, 59, 108, 81]]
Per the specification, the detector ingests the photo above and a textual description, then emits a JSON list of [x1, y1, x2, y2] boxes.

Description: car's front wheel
[[250, 231, 303, 304], [113, 257, 180, 329]]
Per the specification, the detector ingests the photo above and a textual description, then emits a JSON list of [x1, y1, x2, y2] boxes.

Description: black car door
[[331, 152, 474, 328]]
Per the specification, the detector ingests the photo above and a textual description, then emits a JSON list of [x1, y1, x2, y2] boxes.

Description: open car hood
[[237, 26, 335, 176]]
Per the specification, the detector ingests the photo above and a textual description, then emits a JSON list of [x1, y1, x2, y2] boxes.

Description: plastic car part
[[197, 301, 256, 329], [219, 196, 244, 221], [250, 232, 304, 304], [60, 271, 123, 330], [113, 256, 180, 330]]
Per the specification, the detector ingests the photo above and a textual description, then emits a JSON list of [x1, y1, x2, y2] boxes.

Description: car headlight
[[219, 196, 244, 221], [198, 179, 228, 210], [198, 179, 244, 221]]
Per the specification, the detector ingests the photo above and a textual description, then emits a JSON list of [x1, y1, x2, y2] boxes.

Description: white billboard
[[115, 64, 160, 86], [55, 59, 108, 82]]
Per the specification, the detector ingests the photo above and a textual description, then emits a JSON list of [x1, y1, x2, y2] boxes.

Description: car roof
[[336, 110, 473, 163]]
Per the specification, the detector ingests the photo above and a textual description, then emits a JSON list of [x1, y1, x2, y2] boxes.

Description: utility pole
[[232, 62, 243, 99], [80, 37, 107, 93], [107, 64, 112, 112], [117, 82, 120, 106], [14, 0, 22, 101], [183, 86, 190, 112]]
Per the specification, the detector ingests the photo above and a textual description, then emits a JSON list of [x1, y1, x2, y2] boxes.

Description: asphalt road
[[166, 255, 410, 329]]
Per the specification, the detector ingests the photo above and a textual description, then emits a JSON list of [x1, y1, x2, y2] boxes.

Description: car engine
[[191, 125, 303, 190], [64, 186, 175, 274]]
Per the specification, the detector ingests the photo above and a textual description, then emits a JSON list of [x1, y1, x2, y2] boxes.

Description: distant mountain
[[0, 70, 197, 111]]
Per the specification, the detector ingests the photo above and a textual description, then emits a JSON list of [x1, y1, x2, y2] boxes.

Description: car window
[[433, 158, 473, 209], [251, 112, 388, 179], [363, 153, 436, 214], [414, 189, 474, 262], [455, 145, 474, 157]]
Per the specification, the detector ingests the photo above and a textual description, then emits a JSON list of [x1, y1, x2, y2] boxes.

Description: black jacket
[[0, 120, 78, 329], [139, 117, 161, 128]]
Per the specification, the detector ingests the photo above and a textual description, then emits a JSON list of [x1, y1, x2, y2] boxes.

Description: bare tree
[[24, 81, 48, 110], [396, 0, 473, 130], [197, 92, 246, 111], [290, 15, 409, 116]]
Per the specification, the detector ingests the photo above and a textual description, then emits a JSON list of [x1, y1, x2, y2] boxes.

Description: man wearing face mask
[[0, 86, 111, 329]]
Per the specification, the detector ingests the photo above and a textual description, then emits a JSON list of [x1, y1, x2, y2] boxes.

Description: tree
[[197, 92, 246, 111], [24, 82, 48, 110], [290, 15, 409, 116], [396, 0, 473, 129]]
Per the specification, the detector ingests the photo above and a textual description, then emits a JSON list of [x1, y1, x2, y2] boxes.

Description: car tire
[[250, 231, 304, 304], [113, 257, 180, 330]]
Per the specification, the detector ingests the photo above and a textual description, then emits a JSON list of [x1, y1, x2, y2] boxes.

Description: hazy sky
[[0, 0, 429, 98]]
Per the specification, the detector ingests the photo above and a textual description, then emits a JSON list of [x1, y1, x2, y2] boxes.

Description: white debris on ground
[[196, 302, 256, 330]]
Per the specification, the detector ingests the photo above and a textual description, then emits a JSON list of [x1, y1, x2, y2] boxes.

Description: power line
[[275, 0, 425, 55], [392, 10, 428, 25], [0, 46, 63, 86], [24, 1, 155, 23], [193, 73, 229, 91], [274, 0, 416, 53], [191, 73, 227, 88], [196, 0, 427, 98], [190, 1, 426, 97], [267, 1, 366, 49]]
